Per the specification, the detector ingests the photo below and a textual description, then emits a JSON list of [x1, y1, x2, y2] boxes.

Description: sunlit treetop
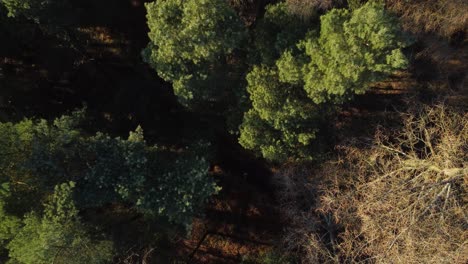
[[143, 0, 246, 107], [240, 2, 411, 162], [277, 2, 410, 104], [5, 182, 114, 264]]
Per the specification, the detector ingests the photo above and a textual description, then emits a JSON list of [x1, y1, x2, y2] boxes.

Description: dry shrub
[[386, 0, 468, 38], [275, 149, 370, 263], [275, 104, 468, 263]]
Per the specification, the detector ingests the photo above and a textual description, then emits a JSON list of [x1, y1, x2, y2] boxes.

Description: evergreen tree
[[239, 66, 320, 161], [6, 182, 114, 264], [143, 0, 246, 109], [239, 2, 409, 161], [286, 2, 409, 103], [0, 183, 20, 251], [0, 111, 219, 226]]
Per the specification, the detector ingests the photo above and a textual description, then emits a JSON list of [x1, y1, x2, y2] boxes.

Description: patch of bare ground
[[175, 163, 281, 263], [413, 35, 467, 86]]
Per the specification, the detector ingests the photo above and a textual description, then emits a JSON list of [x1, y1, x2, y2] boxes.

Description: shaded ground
[[0, 0, 180, 138], [174, 136, 281, 263]]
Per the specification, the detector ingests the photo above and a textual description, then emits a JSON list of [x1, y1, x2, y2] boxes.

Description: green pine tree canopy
[[5, 182, 114, 264], [238, 1, 410, 161], [143, 0, 246, 108], [0, 110, 219, 262], [144, 1, 409, 162], [0, 111, 219, 226]]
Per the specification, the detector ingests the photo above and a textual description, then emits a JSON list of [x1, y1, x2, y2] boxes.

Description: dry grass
[[275, 103, 468, 263], [386, 0, 468, 38]]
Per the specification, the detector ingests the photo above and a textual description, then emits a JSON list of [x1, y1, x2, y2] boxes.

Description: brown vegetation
[[275, 103, 468, 263], [386, 0, 468, 38]]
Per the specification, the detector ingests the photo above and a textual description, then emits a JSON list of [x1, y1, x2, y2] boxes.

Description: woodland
[[0, 0, 466, 263]]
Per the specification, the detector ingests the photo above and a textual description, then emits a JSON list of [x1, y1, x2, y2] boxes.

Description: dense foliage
[[239, 66, 322, 161], [250, 2, 311, 66], [0, 111, 218, 225], [143, 0, 246, 108], [280, 3, 409, 103], [6, 182, 114, 264], [0, 111, 219, 262], [144, 1, 409, 162], [239, 2, 409, 161]]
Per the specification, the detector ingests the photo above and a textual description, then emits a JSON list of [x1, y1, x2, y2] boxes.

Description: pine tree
[[6, 182, 114, 264], [239, 2, 410, 161], [143, 0, 246, 108]]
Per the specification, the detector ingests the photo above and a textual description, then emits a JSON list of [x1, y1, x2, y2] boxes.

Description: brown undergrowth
[[386, 0, 468, 39], [275, 103, 467, 263]]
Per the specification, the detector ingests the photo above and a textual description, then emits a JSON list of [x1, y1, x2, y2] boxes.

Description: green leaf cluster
[[239, 66, 321, 161], [0, 183, 20, 250], [239, 2, 410, 161], [80, 130, 218, 226], [143, 0, 246, 107], [1, 0, 37, 18], [0, 111, 219, 261], [0, 111, 218, 226], [5, 182, 114, 264], [279, 2, 409, 103]]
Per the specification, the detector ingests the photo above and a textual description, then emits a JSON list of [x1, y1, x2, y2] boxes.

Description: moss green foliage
[[291, 2, 409, 103], [1, 0, 37, 17], [0, 111, 219, 261], [6, 182, 114, 264], [80, 130, 218, 225], [239, 66, 321, 161], [239, 2, 409, 161], [143, 0, 246, 108], [0, 184, 20, 250], [0, 111, 218, 226]]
